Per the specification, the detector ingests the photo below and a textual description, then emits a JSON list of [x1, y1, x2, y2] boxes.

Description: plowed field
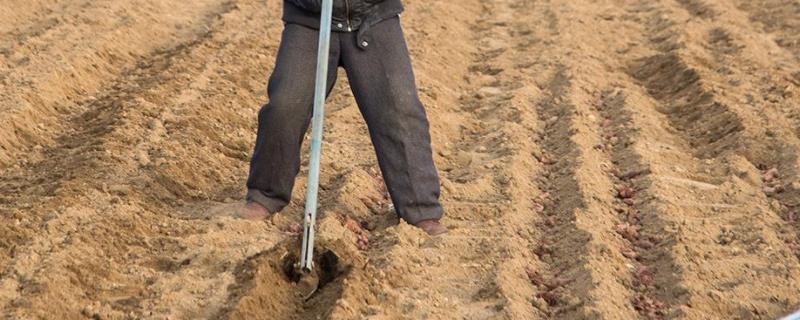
[[2, 0, 799, 319]]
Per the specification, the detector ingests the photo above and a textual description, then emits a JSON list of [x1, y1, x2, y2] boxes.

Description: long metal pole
[[783, 309, 800, 320], [299, 0, 334, 272]]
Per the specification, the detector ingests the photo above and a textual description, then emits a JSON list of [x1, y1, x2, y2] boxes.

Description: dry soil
[[2, 0, 800, 319]]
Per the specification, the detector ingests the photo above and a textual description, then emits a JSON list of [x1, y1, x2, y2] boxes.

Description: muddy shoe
[[236, 201, 271, 220], [414, 219, 448, 236]]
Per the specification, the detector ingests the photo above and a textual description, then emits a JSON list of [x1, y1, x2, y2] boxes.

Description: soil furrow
[[688, 0, 800, 140], [527, 2, 695, 317], [0, 0, 238, 270], [733, 0, 800, 60], [3, 0, 800, 318], [522, 0, 800, 318], [638, 0, 800, 263], [597, 91, 687, 319], [530, 67, 618, 319], [675, 0, 717, 19], [688, 0, 800, 260], [520, 1, 677, 318], [631, 52, 746, 159], [0, 0, 231, 168], [615, 80, 800, 318], [0, 0, 92, 56], [455, 1, 554, 317], [0, 1, 289, 318], [620, 1, 800, 317]]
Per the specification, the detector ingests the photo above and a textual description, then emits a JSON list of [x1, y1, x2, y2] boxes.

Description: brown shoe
[[237, 201, 271, 220], [414, 219, 448, 236]]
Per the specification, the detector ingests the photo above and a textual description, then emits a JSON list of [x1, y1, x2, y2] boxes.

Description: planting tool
[[290, 0, 336, 299]]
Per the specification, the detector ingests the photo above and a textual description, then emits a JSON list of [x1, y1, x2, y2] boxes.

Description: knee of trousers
[[258, 96, 311, 125]]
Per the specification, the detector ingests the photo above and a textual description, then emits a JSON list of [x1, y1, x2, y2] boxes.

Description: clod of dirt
[[525, 265, 545, 286], [356, 240, 369, 251], [717, 228, 737, 245], [543, 216, 557, 228], [539, 154, 556, 165], [537, 291, 560, 306], [343, 216, 362, 234], [534, 242, 554, 257], [634, 265, 655, 287], [632, 294, 666, 319], [617, 185, 635, 199], [356, 234, 369, 251], [621, 248, 638, 259], [359, 220, 376, 231], [635, 239, 655, 250], [532, 297, 550, 311], [544, 277, 570, 291], [477, 86, 503, 98], [625, 209, 641, 224], [618, 168, 652, 181], [338, 214, 372, 251], [616, 223, 640, 241], [648, 234, 665, 244], [762, 168, 779, 182], [286, 223, 302, 234], [760, 168, 787, 195], [271, 213, 303, 234], [454, 150, 474, 166]]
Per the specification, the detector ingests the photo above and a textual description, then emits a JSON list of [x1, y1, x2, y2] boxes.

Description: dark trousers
[[246, 17, 443, 224]]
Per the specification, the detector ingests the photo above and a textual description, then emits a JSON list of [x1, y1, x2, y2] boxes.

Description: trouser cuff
[[401, 204, 444, 225], [245, 189, 287, 214]]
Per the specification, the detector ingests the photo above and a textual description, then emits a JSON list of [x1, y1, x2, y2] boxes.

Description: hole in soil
[[281, 249, 341, 294], [222, 241, 351, 320]]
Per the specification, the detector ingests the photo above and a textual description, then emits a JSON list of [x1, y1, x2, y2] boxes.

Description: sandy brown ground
[[1, 0, 800, 319]]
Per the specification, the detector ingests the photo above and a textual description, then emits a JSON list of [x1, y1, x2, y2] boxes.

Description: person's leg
[[245, 23, 341, 216], [339, 17, 444, 228]]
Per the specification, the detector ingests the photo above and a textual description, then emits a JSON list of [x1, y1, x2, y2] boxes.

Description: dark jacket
[[283, 0, 404, 49]]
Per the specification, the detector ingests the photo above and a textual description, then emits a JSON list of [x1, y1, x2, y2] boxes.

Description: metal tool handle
[[783, 309, 800, 320], [299, 0, 334, 272]]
